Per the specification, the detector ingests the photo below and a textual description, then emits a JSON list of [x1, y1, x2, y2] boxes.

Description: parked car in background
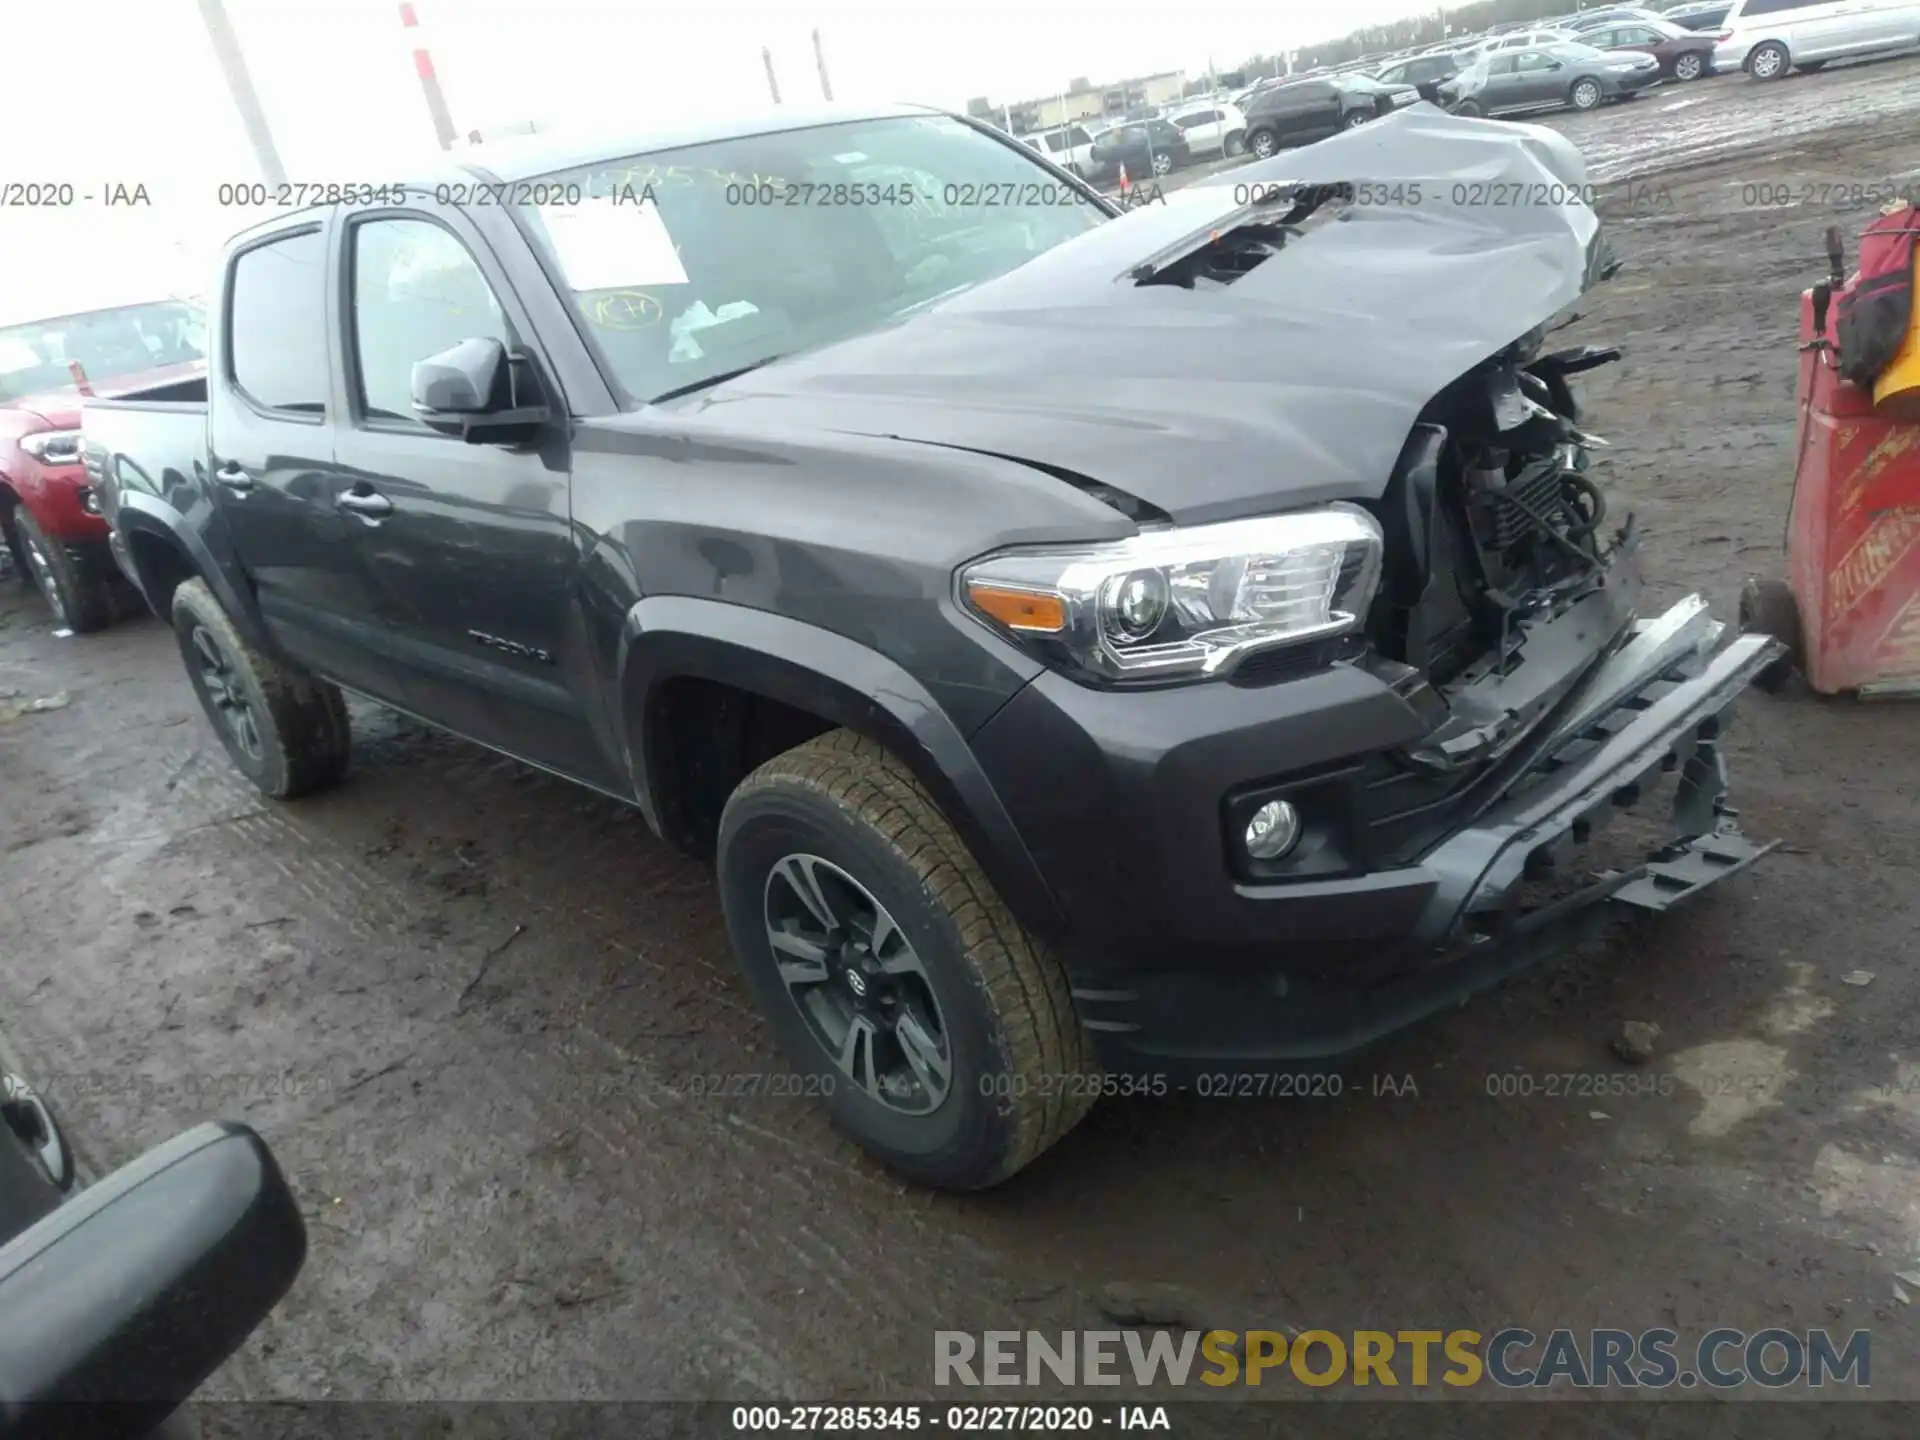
[[1087, 116, 1191, 181], [1662, 1, 1731, 29], [1373, 49, 1466, 101], [1020, 122, 1099, 176], [1585, 16, 1719, 76], [1440, 41, 1663, 115], [1166, 100, 1248, 157], [1458, 27, 1579, 58], [1563, 6, 1672, 31], [0, 295, 206, 631], [1713, 0, 1920, 79], [1239, 73, 1422, 159]]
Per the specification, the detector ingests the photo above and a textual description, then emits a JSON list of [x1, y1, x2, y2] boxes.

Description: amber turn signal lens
[[967, 583, 1068, 633]]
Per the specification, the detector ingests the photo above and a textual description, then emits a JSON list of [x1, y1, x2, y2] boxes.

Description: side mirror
[[0, 1123, 305, 1439], [410, 336, 552, 444]]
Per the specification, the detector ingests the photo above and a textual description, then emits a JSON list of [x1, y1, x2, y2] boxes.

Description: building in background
[[986, 70, 1188, 134]]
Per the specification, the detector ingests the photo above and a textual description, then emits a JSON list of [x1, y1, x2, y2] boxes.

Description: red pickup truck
[[0, 297, 206, 630]]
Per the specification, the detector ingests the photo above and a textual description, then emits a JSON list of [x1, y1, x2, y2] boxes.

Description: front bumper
[[971, 595, 1782, 1072]]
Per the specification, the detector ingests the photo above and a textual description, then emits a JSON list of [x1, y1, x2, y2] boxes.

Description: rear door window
[[228, 228, 328, 414]]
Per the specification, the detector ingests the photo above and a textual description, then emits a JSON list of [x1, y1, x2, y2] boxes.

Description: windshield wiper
[[647, 357, 784, 405]]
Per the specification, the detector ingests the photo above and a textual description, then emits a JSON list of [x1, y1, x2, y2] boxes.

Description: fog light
[[78, 487, 101, 516], [1244, 799, 1301, 860]]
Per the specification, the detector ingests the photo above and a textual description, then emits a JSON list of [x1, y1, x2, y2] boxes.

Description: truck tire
[[171, 578, 351, 798], [12, 508, 112, 632], [716, 729, 1094, 1190]]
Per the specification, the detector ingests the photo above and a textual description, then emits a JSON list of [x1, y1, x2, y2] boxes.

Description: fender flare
[[617, 595, 1065, 946], [112, 491, 270, 650]]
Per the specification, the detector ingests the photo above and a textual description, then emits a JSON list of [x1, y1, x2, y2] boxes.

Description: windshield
[[514, 114, 1109, 405], [0, 299, 206, 404]]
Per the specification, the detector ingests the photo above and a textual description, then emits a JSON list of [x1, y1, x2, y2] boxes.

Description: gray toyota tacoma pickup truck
[[83, 101, 1781, 1190]]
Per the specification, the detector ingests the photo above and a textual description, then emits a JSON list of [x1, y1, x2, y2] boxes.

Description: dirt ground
[[5, 57, 1920, 1416]]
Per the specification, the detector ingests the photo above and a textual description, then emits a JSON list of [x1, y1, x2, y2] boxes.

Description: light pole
[[194, 0, 286, 185], [763, 46, 782, 103]]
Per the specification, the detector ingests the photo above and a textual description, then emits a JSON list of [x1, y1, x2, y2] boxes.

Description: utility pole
[[813, 29, 833, 101], [398, 4, 459, 151], [763, 47, 782, 104], [194, 0, 286, 186]]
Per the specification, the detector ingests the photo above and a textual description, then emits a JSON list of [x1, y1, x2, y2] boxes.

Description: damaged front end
[[1343, 322, 1784, 964]]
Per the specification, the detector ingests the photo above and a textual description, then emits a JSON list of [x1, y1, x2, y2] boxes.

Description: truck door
[[329, 202, 611, 788], [209, 221, 409, 704]]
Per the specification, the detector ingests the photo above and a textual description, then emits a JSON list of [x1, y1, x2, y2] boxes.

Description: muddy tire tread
[[171, 578, 351, 798], [733, 729, 1093, 1184]]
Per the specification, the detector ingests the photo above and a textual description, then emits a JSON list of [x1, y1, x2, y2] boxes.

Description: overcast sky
[[3, 0, 1432, 306]]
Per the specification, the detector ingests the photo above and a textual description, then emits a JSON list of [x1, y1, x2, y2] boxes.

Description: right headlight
[[959, 504, 1383, 684]]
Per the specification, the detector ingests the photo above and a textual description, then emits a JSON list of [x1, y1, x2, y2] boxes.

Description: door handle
[[213, 463, 254, 492], [335, 487, 393, 519]]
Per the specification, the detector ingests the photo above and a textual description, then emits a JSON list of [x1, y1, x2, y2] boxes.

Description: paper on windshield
[[538, 200, 688, 290]]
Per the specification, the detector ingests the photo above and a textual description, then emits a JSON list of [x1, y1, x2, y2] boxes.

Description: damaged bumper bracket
[[1603, 826, 1781, 913]]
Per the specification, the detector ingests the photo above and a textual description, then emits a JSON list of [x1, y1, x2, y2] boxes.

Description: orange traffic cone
[[1118, 163, 1131, 199]]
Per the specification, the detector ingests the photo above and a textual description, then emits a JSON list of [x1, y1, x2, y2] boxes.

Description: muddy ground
[[4, 56, 1920, 1419]]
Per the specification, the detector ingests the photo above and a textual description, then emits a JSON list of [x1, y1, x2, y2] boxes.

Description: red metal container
[[1740, 287, 1920, 697]]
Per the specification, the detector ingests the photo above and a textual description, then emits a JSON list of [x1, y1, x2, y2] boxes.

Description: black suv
[[86, 102, 1779, 1191], [1241, 74, 1423, 159]]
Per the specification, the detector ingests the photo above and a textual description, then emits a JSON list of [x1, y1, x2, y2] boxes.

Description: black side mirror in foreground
[[0, 1122, 306, 1440], [410, 335, 553, 444]]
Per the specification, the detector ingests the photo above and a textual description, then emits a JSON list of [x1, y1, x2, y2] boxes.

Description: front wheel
[[12, 508, 112, 632], [1673, 51, 1706, 80], [1748, 41, 1790, 79], [1342, 109, 1371, 130], [171, 578, 351, 798], [1738, 577, 1803, 693], [717, 730, 1095, 1191], [1247, 127, 1278, 159], [1453, 99, 1485, 118], [1569, 78, 1604, 111]]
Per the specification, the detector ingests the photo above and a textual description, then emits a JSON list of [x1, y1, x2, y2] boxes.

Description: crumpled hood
[[684, 105, 1608, 526]]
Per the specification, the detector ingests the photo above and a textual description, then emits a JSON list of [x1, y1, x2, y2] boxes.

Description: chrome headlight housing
[[19, 429, 82, 465], [959, 504, 1383, 684]]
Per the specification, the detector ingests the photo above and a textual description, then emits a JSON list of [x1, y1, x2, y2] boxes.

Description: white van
[[1713, 0, 1920, 77], [1018, 123, 1099, 177]]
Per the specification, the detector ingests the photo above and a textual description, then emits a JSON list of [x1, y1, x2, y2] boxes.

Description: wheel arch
[[113, 494, 270, 647], [617, 596, 1064, 946]]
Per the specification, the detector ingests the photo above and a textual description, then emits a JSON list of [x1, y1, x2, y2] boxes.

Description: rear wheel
[[1569, 78, 1604, 110], [1673, 51, 1706, 80], [717, 730, 1095, 1190], [12, 508, 111, 632], [1748, 41, 1790, 79], [171, 578, 351, 798], [1150, 150, 1174, 176], [1223, 131, 1246, 157], [1738, 577, 1802, 693]]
